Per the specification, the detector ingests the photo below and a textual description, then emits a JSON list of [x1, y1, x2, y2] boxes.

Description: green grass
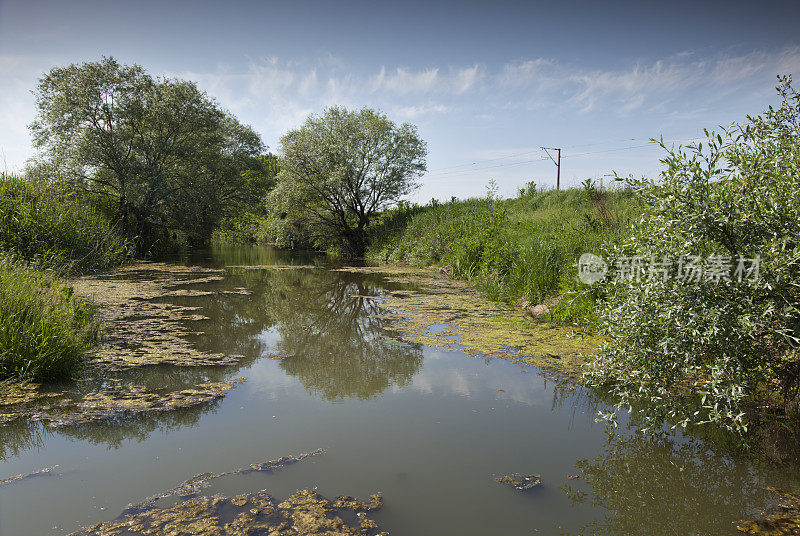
[[0, 174, 131, 381], [0, 173, 131, 274], [0, 259, 99, 380], [367, 184, 639, 327]]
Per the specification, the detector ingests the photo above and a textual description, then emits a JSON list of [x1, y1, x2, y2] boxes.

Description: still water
[[0, 245, 794, 535]]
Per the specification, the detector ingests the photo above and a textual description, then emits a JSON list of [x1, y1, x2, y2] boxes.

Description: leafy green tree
[[29, 57, 264, 249], [213, 153, 281, 243], [272, 106, 427, 257], [587, 76, 800, 434]]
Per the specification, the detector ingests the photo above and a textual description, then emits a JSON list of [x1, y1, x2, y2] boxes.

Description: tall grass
[[0, 174, 131, 274], [0, 174, 129, 381], [0, 259, 99, 380], [367, 184, 638, 327]]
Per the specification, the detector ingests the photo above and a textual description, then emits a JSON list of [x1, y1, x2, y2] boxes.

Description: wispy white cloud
[[494, 46, 800, 115], [1, 46, 798, 171], [369, 64, 483, 95], [501, 58, 554, 87], [393, 103, 451, 119], [370, 66, 439, 94]]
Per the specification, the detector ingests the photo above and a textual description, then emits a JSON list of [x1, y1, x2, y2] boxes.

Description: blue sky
[[1, 0, 799, 201]]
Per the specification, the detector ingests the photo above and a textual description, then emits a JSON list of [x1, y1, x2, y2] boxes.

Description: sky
[[1, 0, 799, 201]]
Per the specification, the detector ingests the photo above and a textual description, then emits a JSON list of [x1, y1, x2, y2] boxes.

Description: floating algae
[[0, 464, 58, 485], [1, 379, 245, 428], [226, 264, 318, 270], [0, 383, 67, 424], [0, 262, 250, 427], [72, 449, 387, 536], [72, 489, 387, 536], [69, 262, 243, 370], [738, 488, 800, 535], [128, 449, 326, 510], [496, 473, 542, 490], [336, 266, 602, 378]]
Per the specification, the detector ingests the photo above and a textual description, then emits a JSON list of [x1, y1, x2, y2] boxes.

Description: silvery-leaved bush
[[586, 75, 800, 435]]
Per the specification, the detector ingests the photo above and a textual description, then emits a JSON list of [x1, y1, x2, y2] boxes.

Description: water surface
[[0, 245, 794, 535]]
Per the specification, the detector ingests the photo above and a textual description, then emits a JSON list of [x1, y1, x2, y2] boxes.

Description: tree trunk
[[344, 227, 367, 258]]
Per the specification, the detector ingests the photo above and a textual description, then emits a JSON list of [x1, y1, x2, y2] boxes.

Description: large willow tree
[[29, 57, 266, 248], [272, 106, 427, 257]]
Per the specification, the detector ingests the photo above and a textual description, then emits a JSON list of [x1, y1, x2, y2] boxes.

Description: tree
[[587, 76, 800, 434], [29, 57, 264, 249], [273, 106, 427, 257]]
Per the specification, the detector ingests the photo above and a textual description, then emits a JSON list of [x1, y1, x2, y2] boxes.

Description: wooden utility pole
[[541, 147, 561, 190]]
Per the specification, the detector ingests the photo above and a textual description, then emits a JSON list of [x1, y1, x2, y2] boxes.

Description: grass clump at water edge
[[0, 259, 99, 381]]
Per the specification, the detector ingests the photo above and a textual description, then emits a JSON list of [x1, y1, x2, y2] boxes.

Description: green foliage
[[586, 76, 800, 434], [272, 106, 427, 257], [0, 173, 131, 274], [0, 259, 99, 380], [212, 154, 281, 244], [29, 56, 264, 250], [368, 186, 635, 325]]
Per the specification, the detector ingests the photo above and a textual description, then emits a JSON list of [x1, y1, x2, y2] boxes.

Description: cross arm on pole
[[541, 147, 559, 166]]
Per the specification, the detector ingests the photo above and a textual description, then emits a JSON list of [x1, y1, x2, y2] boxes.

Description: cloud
[[452, 65, 482, 94], [501, 58, 554, 86], [393, 104, 451, 119], [497, 46, 800, 115], [370, 66, 440, 94], [1, 46, 798, 171], [369, 64, 483, 95]]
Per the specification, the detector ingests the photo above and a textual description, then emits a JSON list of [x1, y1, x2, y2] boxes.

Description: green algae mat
[[336, 265, 602, 379]]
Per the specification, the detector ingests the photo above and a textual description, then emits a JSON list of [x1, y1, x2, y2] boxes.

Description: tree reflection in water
[[563, 429, 773, 535], [190, 266, 423, 400], [0, 266, 423, 456], [249, 268, 422, 400]]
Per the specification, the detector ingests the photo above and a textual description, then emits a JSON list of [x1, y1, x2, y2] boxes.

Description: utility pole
[[541, 147, 561, 190]]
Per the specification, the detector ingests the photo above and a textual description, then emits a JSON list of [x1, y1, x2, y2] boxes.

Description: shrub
[[0, 259, 99, 380], [0, 174, 131, 274], [587, 76, 800, 434]]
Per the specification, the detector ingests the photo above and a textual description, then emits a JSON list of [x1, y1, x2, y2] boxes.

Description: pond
[[0, 245, 796, 535]]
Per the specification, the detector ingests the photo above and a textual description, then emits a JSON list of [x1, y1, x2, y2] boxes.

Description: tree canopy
[[272, 106, 427, 257], [29, 57, 266, 249]]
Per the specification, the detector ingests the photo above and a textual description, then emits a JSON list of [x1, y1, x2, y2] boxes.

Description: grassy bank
[[0, 259, 99, 380], [0, 174, 129, 381], [0, 174, 131, 274], [367, 183, 638, 327]]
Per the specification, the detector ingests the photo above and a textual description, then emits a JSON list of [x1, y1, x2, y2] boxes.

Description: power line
[[541, 147, 561, 190], [425, 147, 544, 174], [423, 135, 704, 179]]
